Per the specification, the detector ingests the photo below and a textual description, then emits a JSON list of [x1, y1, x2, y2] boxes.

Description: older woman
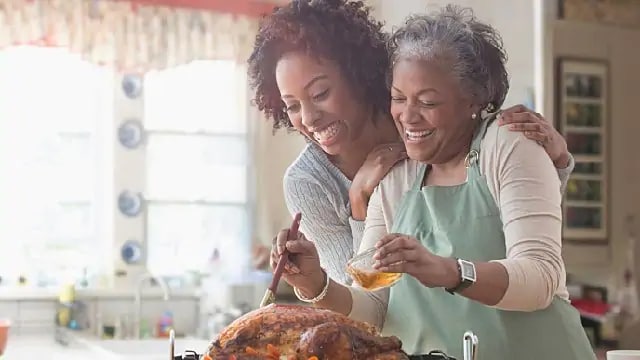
[[272, 5, 596, 359], [250, 0, 574, 287]]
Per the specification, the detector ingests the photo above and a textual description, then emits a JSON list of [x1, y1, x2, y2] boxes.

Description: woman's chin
[[316, 134, 347, 155], [407, 148, 435, 163], [319, 142, 344, 156]]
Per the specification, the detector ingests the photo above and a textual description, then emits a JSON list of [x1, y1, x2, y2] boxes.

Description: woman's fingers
[[374, 235, 416, 259], [500, 104, 531, 117], [275, 228, 289, 255], [499, 111, 541, 125], [271, 230, 303, 274], [284, 261, 301, 274], [284, 238, 315, 255], [523, 131, 549, 145], [376, 261, 409, 274], [374, 233, 403, 248], [508, 122, 542, 132], [374, 248, 417, 267]]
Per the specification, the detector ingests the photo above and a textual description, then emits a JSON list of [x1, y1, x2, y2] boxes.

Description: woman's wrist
[[348, 188, 370, 221], [553, 151, 571, 169], [440, 257, 461, 289], [296, 270, 328, 300]]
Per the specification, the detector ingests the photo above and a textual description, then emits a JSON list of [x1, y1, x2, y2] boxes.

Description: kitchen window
[[0, 46, 113, 286], [143, 60, 252, 276]]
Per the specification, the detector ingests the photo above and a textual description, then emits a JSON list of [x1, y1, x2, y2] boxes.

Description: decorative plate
[[122, 73, 143, 99], [118, 119, 145, 149], [117, 190, 144, 217], [120, 240, 144, 265]]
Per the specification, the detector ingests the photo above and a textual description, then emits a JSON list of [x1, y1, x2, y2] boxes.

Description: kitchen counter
[[0, 287, 199, 301], [2, 333, 96, 359], [2, 331, 211, 359]]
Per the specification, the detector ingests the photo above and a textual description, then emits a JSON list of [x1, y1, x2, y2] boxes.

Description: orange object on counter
[[0, 319, 10, 355]]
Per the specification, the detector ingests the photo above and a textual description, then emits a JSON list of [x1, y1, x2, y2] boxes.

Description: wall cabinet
[[546, 19, 640, 286], [558, 59, 609, 241]]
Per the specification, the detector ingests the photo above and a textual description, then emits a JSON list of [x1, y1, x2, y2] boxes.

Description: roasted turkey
[[205, 304, 409, 360]]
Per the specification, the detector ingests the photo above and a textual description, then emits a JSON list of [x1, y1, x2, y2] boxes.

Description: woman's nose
[[301, 103, 322, 128], [400, 104, 421, 125]]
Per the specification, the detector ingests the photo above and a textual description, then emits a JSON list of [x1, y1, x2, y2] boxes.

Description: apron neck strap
[[467, 110, 499, 179], [412, 164, 429, 191], [470, 111, 498, 153]]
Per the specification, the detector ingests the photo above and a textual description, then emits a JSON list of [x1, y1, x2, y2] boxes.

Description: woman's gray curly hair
[[388, 5, 509, 110]]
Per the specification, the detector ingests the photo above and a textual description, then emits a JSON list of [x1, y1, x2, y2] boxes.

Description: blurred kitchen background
[[0, 0, 638, 358]]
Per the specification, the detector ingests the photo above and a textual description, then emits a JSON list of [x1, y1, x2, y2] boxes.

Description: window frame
[[141, 61, 254, 277]]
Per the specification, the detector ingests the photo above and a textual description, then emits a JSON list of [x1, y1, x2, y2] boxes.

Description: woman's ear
[[484, 102, 497, 113], [469, 103, 483, 118]]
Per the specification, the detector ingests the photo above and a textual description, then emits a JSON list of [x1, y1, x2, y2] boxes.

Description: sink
[[80, 336, 211, 359]]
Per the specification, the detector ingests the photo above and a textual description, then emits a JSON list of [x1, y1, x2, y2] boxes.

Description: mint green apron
[[381, 116, 596, 359]]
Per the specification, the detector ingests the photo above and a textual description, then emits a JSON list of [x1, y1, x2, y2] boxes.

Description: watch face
[[460, 260, 476, 281]]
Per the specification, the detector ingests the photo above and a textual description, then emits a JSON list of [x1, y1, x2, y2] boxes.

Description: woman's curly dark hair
[[247, 0, 390, 130]]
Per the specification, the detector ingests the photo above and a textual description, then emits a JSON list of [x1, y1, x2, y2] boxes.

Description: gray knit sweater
[[283, 142, 574, 286]]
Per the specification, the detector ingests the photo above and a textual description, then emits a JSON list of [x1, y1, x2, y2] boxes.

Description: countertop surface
[[2, 334, 97, 359], [1, 331, 211, 359], [0, 287, 200, 301]]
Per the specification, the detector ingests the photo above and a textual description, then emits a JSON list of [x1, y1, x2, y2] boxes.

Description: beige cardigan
[[349, 120, 570, 330]]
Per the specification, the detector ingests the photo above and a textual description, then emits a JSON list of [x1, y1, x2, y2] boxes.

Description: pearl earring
[[471, 113, 477, 120]]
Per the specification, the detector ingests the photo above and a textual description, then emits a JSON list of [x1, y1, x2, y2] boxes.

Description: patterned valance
[[561, 0, 640, 28], [0, 0, 260, 71]]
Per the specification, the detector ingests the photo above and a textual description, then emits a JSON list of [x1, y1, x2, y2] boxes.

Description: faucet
[[134, 272, 171, 339]]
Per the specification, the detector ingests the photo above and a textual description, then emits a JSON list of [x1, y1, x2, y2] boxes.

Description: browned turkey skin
[[206, 304, 409, 360]]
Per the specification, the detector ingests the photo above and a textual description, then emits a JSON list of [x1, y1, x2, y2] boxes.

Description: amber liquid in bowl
[[346, 266, 402, 291]]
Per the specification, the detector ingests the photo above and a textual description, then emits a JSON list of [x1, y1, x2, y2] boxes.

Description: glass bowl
[[346, 248, 403, 291]]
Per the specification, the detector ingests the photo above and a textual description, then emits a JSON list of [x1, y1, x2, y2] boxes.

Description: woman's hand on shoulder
[[270, 228, 326, 297], [349, 142, 407, 220], [498, 104, 571, 169], [372, 233, 459, 289]]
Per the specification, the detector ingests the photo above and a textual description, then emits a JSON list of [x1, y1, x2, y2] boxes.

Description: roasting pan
[[170, 330, 478, 360], [172, 353, 455, 359]]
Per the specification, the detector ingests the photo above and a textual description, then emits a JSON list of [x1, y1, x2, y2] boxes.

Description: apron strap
[[466, 110, 500, 179], [470, 111, 499, 152], [412, 163, 429, 191]]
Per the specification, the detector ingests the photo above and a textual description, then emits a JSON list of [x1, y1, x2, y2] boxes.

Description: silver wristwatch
[[446, 258, 476, 294]]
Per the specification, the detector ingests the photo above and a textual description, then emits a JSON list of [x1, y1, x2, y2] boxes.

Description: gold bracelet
[[294, 270, 329, 303]]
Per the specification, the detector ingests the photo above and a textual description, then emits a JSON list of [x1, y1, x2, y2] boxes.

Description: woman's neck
[[426, 136, 473, 186], [330, 112, 399, 180], [425, 117, 484, 186]]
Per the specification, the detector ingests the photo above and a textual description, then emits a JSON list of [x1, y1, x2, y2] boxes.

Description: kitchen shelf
[[558, 59, 609, 241]]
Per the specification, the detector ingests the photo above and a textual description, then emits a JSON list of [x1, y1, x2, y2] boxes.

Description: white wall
[[371, 0, 537, 109]]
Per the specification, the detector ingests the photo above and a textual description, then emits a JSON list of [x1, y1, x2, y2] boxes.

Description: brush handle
[[269, 212, 302, 292]]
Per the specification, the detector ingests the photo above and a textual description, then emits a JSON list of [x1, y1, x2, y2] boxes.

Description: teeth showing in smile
[[405, 129, 434, 141], [313, 122, 340, 142]]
